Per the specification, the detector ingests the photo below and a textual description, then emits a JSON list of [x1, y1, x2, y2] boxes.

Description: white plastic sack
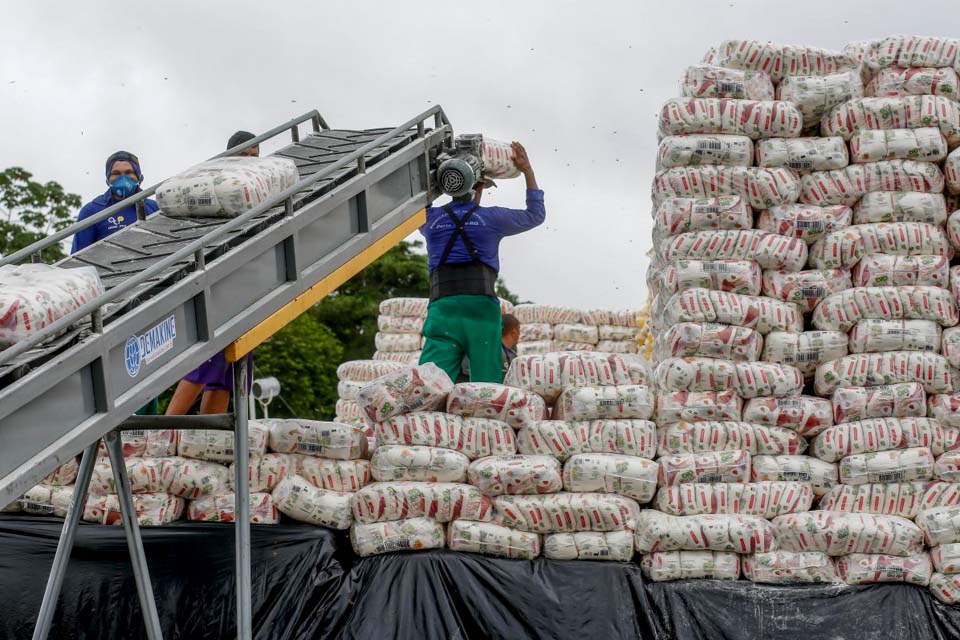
[[861, 36, 960, 72], [806, 229, 865, 269], [543, 531, 634, 561], [93, 493, 184, 526], [336, 359, 407, 382], [598, 325, 637, 341], [504, 352, 651, 403], [375, 412, 516, 458], [755, 204, 851, 243], [350, 518, 445, 557], [837, 552, 932, 585], [658, 98, 802, 139], [742, 551, 839, 584], [854, 192, 948, 225], [581, 309, 641, 327], [516, 340, 553, 355], [641, 550, 740, 581], [922, 481, 960, 510], [657, 450, 752, 486], [799, 161, 945, 206], [752, 454, 838, 496], [662, 288, 803, 334], [815, 351, 954, 395], [847, 319, 942, 353], [370, 445, 468, 483], [656, 260, 762, 297], [932, 544, 960, 574], [658, 421, 806, 456], [18, 484, 75, 518], [654, 322, 762, 362], [850, 127, 949, 163], [634, 511, 776, 554], [376, 315, 424, 334], [552, 385, 654, 421], [357, 362, 453, 422], [761, 330, 848, 377], [811, 286, 958, 332], [480, 138, 520, 179], [947, 148, 960, 195], [742, 396, 834, 437], [653, 166, 801, 209], [777, 71, 863, 127], [446, 382, 547, 429], [267, 419, 368, 460], [552, 324, 599, 345], [930, 395, 960, 429], [517, 420, 658, 461], [467, 455, 562, 496], [654, 357, 803, 398], [655, 390, 743, 424], [714, 40, 857, 82], [177, 424, 267, 463], [272, 475, 353, 529], [899, 417, 960, 456], [447, 520, 540, 559], [89, 456, 179, 495], [519, 323, 553, 341], [852, 254, 950, 287], [822, 96, 960, 146], [156, 156, 298, 217], [652, 196, 753, 240], [168, 459, 230, 499], [930, 573, 960, 604], [755, 137, 848, 173], [297, 457, 369, 492], [352, 481, 492, 524], [855, 221, 953, 258], [831, 383, 927, 424], [839, 447, 935, 485], [41, 459, 79, 486], [819, 481, 927, 518], [774, 512, 924, 556], [374, 332, 423, 353], [811, 418, 907, 462], [561, 453, 658, 502], [654, 481, 813, 518], [494, 493, 640, 533], [680, 64, 775, 100], [372, 350, 422, 364], [512, 304, 582, 325], [187, 493, 279, 524], [379, 298, 429, 318], [657, 134, 754, 168], [918, 505, 960, 546]]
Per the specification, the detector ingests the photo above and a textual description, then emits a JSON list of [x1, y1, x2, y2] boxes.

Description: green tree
[[0, 167, 81, 263]]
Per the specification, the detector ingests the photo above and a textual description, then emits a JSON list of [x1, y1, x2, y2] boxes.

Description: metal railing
[[0, 105, 450, 368]]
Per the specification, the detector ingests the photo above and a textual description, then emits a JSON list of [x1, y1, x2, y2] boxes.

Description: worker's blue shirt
[[420, 189, 545, 273], [70, 189, 159, 254]]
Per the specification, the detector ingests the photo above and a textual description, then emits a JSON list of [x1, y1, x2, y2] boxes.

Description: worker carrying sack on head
[[419, 141, 544, 383]]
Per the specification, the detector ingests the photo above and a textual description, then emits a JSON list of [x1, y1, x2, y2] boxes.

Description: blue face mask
[[110, 174, 139, 199]]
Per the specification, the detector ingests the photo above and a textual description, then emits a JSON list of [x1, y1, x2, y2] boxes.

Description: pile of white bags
[[512, 305, 641, 356]]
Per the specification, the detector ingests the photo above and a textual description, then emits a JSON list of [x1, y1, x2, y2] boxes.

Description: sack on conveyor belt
[[480, 138, 520, 179], [680, 64, 775, 100], [655, 390, 742, 424], [714, 39, 858, 82], [552, 324, 599, 345], [657, 134, 754, 168], [379, 297, 429, 318], [467, 455, 562, 496], [836, 552, 932, 585], [654, 357, 804, 398], [852, 255, 950, 288], [0, 264, 105, 347], [742, 551, 839, 584], [799, 161, 945, 207], [854, 192, 949, 225], [811, 418, 906, 463], [357, 362, 453, 422], [658, 98, 802, 139], [503, 351, 650, 404], [840, 447, 935, 485], [819, 481, 926, 518], [931, 544, 960, 574], [552, 385, 654, 421], [634, 511, 776, 554], [655, 260, 762, 297], [350, 518, 445, 557], [774, 512, 924, 556], [177, 424, 268, 463], [494, 493, 640, 533], [652, 197, 753, 242], [755, 137, 849, 173], [663, 289, 804, 334], [654, 322, 762, 362], [370, 445, 468, 483], [658, 450, 751, 486], [823, 96, 960, 145], [777, 71, 863, 127], [267, 419, 368, 460], [375, 412, 516, 458], [831, 383, 926, 424], [272, 475, 353, 529], [755, 204, 851, 244], [187, 492, 279, 524], [446, 382, 546, 429], [658, 421, 806, 456], [561, 453, 658, 502], [297, 456, 369, 492], [929, 395, 960, 429], [653, 166, 801, 209], [654, 481, 813, 518], [156, 156, 298, 217], [376, 315, 424, 334], [806, 229, 865, 269], [847, 319, 942, 353], [811, 286, 958, 332], [849, 127, 949, 163], [336, 359, 407, 382], [815, 351, 954, 395], [752, 454, 838, 496], [512, 304, 582, 325], [641, 550, 740, 581], [374, 332, 423, 353], [447, 520, 540, 559], [918, 505, 960, 546], [742, 396, 833, 437], [352, 481, 492, 524], [42, 459, 79, 486], [18, 484, 75, 517], [861, 36, 960, 72], [517, 420, 658, 461], [761, 331, 848, 377], [519, 323, 553, 342], [543, 530, 635, 561]]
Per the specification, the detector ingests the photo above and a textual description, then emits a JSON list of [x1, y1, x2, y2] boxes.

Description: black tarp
[[5, 515, 960, 640]]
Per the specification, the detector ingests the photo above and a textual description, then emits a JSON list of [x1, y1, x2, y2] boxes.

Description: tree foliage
[[0, 167, 81, 263]]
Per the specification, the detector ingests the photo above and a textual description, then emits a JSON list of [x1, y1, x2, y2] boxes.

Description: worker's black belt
[[429, 261, 498, 302]]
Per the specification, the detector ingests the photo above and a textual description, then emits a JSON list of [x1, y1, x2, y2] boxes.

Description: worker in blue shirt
[[70, 151, 159, 254], [419, 142, 544, 383]]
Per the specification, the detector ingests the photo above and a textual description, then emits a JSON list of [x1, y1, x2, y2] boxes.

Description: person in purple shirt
[[71, 151, 159, 254], [419, 142, 544, 383]]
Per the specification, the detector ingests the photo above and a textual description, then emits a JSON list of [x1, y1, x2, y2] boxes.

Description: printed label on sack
[[877, 562, 903, 578], [801, 287, 827, 299], [788, 161, 814, 171], [718, 81, 744, 94], [598, 399, 624, 408], [871, 471, 905, 483], [776, 399, 805, 409], [698, 473, 723, 483], [696, 140, 724, 151], [700, 262, 734, 274], [125, 315, 177, 378], [187, 196, 214, 207], [693, 205, 723, 214], [375, 538, 412, 554], [780, 470, 811, 481], [795, 351, 822, 363]]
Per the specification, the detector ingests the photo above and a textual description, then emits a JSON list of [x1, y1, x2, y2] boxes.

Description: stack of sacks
[[512, 304, 641, 355], [919, 438, 960, 602], [334, 360, 406, 436], [4, 458, 80, 516], [374, 297, 515, 363]]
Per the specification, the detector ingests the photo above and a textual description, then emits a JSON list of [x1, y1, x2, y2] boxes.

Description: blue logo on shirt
[[124, 315, 177, 377]]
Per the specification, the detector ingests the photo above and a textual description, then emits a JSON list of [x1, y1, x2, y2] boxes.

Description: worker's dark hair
[[227, 130, 257, 150], [502, 314, 520, 335]]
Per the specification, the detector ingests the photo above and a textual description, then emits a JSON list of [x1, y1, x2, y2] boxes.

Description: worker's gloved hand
[[511, 142, 533, 175]]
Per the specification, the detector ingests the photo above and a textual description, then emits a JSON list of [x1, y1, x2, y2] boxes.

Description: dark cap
[[105, 150, 143, 184], [227, 130, 257, 150]]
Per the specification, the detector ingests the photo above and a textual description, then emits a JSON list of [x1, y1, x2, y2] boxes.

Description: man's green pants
[[419, 295, 502, 383]]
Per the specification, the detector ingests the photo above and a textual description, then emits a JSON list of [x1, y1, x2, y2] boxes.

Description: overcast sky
[[3, 1, 959, 308]]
